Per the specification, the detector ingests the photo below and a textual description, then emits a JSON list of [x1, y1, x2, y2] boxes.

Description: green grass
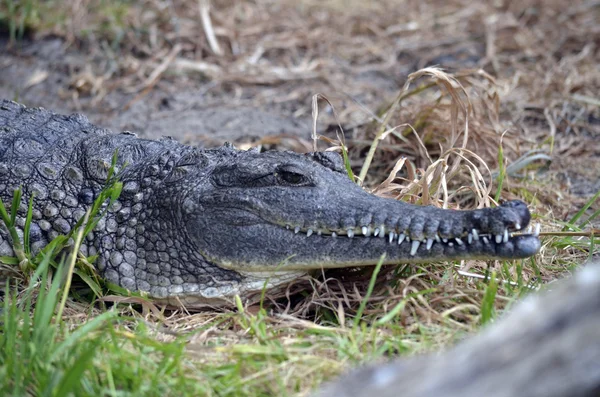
[[479, 271, 498, 325], [0, 0, 134, 48], [0, 251, 439, 396]]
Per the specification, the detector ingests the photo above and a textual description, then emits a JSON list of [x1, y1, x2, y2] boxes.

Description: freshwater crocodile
[[0, 100, 541, 306]]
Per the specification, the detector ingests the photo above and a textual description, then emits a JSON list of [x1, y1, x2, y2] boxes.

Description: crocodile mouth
[[281, 222, 541, 258], [204, 216, 541, 273], [197, 196, 541, 272]]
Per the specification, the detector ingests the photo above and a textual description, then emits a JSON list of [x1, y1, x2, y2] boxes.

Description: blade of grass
[[375, 288, 436, 326], [353, 254, 386, 327], [480, 271, 498, 325], [23, 194, 35, 257], [51, 311, 116, 360], [581, 208, 600, 227], [9, 187, 22, 224], [567, 189, 600, 228], [357, 82, 437, 184], [56, 210, 90, 321], [340, 143, 355, 182], [0, 192, 11, 226], [0, 256, 19, 265], [494, 141, 505, 202], [0, 189, 26, 263], [51, 343, 98, 397]]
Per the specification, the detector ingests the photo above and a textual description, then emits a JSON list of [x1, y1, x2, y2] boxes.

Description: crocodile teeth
[[373, 227, 380, 237], [388, 232, 396, 243], [294, 226, 301, 234], [468, 233, 473, 244], [317, 230, 322, 236], [286, 225, 290, 230], [526, 225, 532, 234], [455, 237, 463, 245], [331, 232, 337, 238], [483, 236, 489, 244], [495, 234, 503, 244], [442, 238, 448, 243], [435, 235, 441, 243], [410, 240, 420, 256], [307, 229, 313, 237], [534, 223, 541, 236], [426, 238, 434, 250], [515, 223, 521, 230], [472, 229, 479, 240], [379, 225, 385, 238], [362, 226, 370, 236], [398, 233, 406, 245], [347, 229, 354, 238], [503, 229, 509, 243]]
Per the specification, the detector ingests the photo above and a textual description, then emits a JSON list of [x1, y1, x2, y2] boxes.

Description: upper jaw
[[203, 212, 540, 274], [270, 199, 537, 257], [280, 221, 541, 261], [201, 196, 540, 271]]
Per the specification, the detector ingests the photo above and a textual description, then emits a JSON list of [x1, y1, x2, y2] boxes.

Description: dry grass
[[1, 0, 599, 395]]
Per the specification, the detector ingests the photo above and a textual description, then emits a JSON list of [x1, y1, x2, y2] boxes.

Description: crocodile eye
[[280, 171, 304, 185], [276, 169, 307, 186]]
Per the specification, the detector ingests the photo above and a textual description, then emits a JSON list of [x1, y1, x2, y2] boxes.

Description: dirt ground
[[1, 1, 598, 204]]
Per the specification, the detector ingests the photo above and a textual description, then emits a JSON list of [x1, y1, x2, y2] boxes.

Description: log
[[316, 262, 600, 397]]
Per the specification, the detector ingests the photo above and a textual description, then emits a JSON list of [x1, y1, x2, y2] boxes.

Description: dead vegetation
[[1, 0, 599, 395]]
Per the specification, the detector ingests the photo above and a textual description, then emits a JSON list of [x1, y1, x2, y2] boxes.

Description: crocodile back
[[0, 100, 110, 194]]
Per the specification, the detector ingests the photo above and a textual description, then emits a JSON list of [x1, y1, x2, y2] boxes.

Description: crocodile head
[[186, 147, 540, 277]]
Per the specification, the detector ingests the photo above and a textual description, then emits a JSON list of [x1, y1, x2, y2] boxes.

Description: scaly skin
[[0, 100, 540, 306]]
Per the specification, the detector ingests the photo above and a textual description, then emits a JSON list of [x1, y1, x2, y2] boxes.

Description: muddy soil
[[0, 38, 318, 145], [0, 1, 598, 206]]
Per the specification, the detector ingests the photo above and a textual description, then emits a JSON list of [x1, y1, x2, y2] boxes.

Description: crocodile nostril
[[500, 200, 531, 228]]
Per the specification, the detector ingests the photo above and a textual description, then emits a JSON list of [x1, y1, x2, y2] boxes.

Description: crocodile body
[[0, 100, 540, 306]]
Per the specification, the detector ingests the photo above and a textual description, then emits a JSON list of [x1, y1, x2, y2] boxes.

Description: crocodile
[[0, 100, 541, 306]]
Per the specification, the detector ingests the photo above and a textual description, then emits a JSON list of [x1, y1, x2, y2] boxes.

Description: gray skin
[[0, 100, 541, 306]]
